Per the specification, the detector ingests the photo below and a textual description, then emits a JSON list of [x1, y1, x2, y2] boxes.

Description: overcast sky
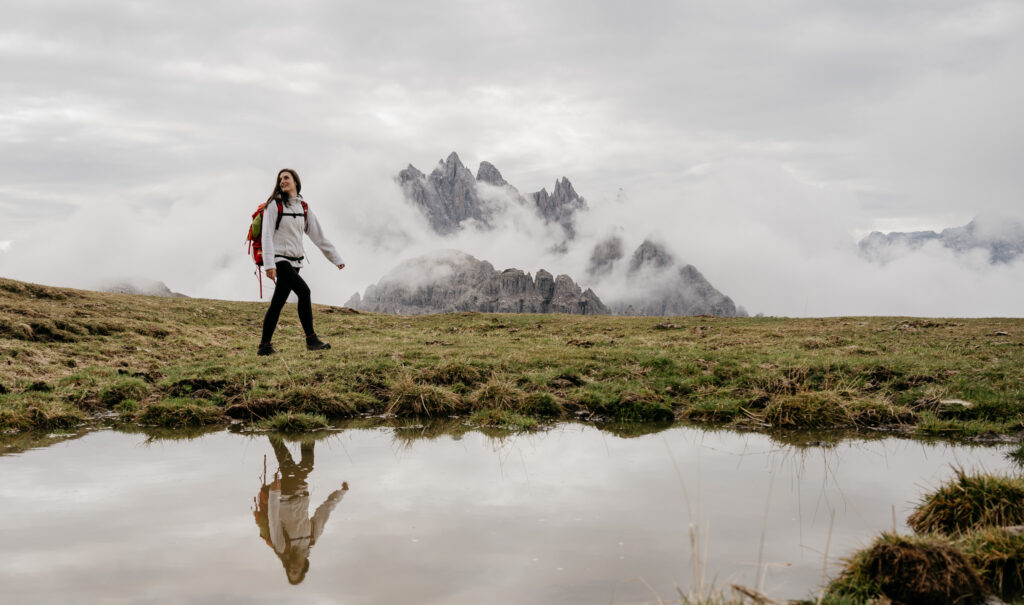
[[2, 0, 1022, 316]]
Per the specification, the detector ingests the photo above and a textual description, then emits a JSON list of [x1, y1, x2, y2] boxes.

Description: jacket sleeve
[[260, 202, 278, 268], [304, 206, 345, 266]]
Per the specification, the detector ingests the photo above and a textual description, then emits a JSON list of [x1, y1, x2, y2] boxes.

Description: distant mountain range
[[101, 279, 186, 298], [859, 217, 1024, 264], [346, 154, 747, 317], [345, 250, 607, 315]]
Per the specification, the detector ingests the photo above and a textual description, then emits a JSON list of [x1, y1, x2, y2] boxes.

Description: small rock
[[940, 399, 974, 409], [995, 331, 1009, 336], [653, 322, 679, 330]]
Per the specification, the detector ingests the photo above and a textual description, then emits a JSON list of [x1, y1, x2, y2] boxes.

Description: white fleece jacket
[[260, 195, 344, 269]]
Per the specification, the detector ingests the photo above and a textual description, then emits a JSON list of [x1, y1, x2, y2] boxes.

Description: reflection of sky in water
[[0, 426, 1015, 603]]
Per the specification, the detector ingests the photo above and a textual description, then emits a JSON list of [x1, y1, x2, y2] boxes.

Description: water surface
[[0, 425, 1015, 604]]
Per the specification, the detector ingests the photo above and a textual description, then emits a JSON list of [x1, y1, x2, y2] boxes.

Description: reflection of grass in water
[[1007, 442, 1024, 468], [257, 412, 329, 433], [0, 427, 90, 456], [468, 409, 537, 431], [115, 422, 225, 443]]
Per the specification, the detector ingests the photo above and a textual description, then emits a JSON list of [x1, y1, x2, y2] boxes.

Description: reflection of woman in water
[[253, 436, 348, 584]]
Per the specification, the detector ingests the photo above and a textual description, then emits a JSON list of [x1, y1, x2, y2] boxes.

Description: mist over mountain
[[859, 216, 1024, 265], [382, 153, 746, 317], [397, 152, 587, 240], [604, 240, 743, 317], [345, 250, 607, 315], [101, 279, 187, 298]]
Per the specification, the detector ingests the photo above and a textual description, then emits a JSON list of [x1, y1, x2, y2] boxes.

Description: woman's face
[[279, 171, 297, 196]]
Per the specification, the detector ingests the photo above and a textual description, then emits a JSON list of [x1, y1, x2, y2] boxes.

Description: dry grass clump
[[907, 469, 1024, 535], [963, 526, 1024, 601], [282, 386, 378, 418], [417, 362, 487, 387], [826, 532, 986, 605], [759, 391, 910, 429], [386, 376, 464, 417], [470, 377, 526, 411], [761, 392, 848, 428]]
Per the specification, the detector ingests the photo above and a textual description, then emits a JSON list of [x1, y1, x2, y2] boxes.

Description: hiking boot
[[257, 342, 276, 356], [306, 334, 331, 351]]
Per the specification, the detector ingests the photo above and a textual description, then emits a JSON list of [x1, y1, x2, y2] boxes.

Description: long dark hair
[[267, 168, 302, 203]]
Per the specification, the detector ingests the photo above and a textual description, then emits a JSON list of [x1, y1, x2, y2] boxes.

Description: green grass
[[2, 277, 1023, 437]]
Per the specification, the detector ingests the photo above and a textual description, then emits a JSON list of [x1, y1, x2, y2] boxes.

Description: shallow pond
[[0, 424, 1017, 604]]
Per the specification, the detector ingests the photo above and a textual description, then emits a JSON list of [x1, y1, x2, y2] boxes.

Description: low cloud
[[1, 153, 1021, 317]]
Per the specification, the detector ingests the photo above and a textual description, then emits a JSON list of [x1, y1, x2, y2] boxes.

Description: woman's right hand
[[265, 268, 277, 282]]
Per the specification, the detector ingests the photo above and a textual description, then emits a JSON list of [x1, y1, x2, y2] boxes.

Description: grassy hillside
[[1, 277, 1022, 438]]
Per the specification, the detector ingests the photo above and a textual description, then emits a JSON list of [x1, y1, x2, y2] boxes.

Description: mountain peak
[[476, 161, 507, 186], [629, 239, 676, 273], [443, 151, 464, 167]]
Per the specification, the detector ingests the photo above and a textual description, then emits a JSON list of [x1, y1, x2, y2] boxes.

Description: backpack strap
[[274, 199, 309, 231], [274, 200, 285, 231]]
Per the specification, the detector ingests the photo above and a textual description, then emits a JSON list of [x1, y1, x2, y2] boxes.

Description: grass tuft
[[907, 469, 1024, 535], [825, 532, 986, 605], [962, 526, 1024, 601], [100, 377, 149, 407], [470, 377, 526, 410], [521, 392, 562, 417], [387, 376, 464, 417], [135, 398, 224, 428], [418, 362, 487, 387]]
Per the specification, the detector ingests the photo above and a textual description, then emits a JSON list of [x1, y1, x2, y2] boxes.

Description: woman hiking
[[258, 168, 345, 356]]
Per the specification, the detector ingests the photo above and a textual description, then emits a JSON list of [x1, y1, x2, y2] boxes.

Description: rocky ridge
[[345, 250, 608, 316]]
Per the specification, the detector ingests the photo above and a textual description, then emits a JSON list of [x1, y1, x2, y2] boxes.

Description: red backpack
[[245, 199, 308, 297]]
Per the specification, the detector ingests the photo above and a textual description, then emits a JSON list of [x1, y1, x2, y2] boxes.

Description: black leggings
[[261, 261, 314, 344]]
